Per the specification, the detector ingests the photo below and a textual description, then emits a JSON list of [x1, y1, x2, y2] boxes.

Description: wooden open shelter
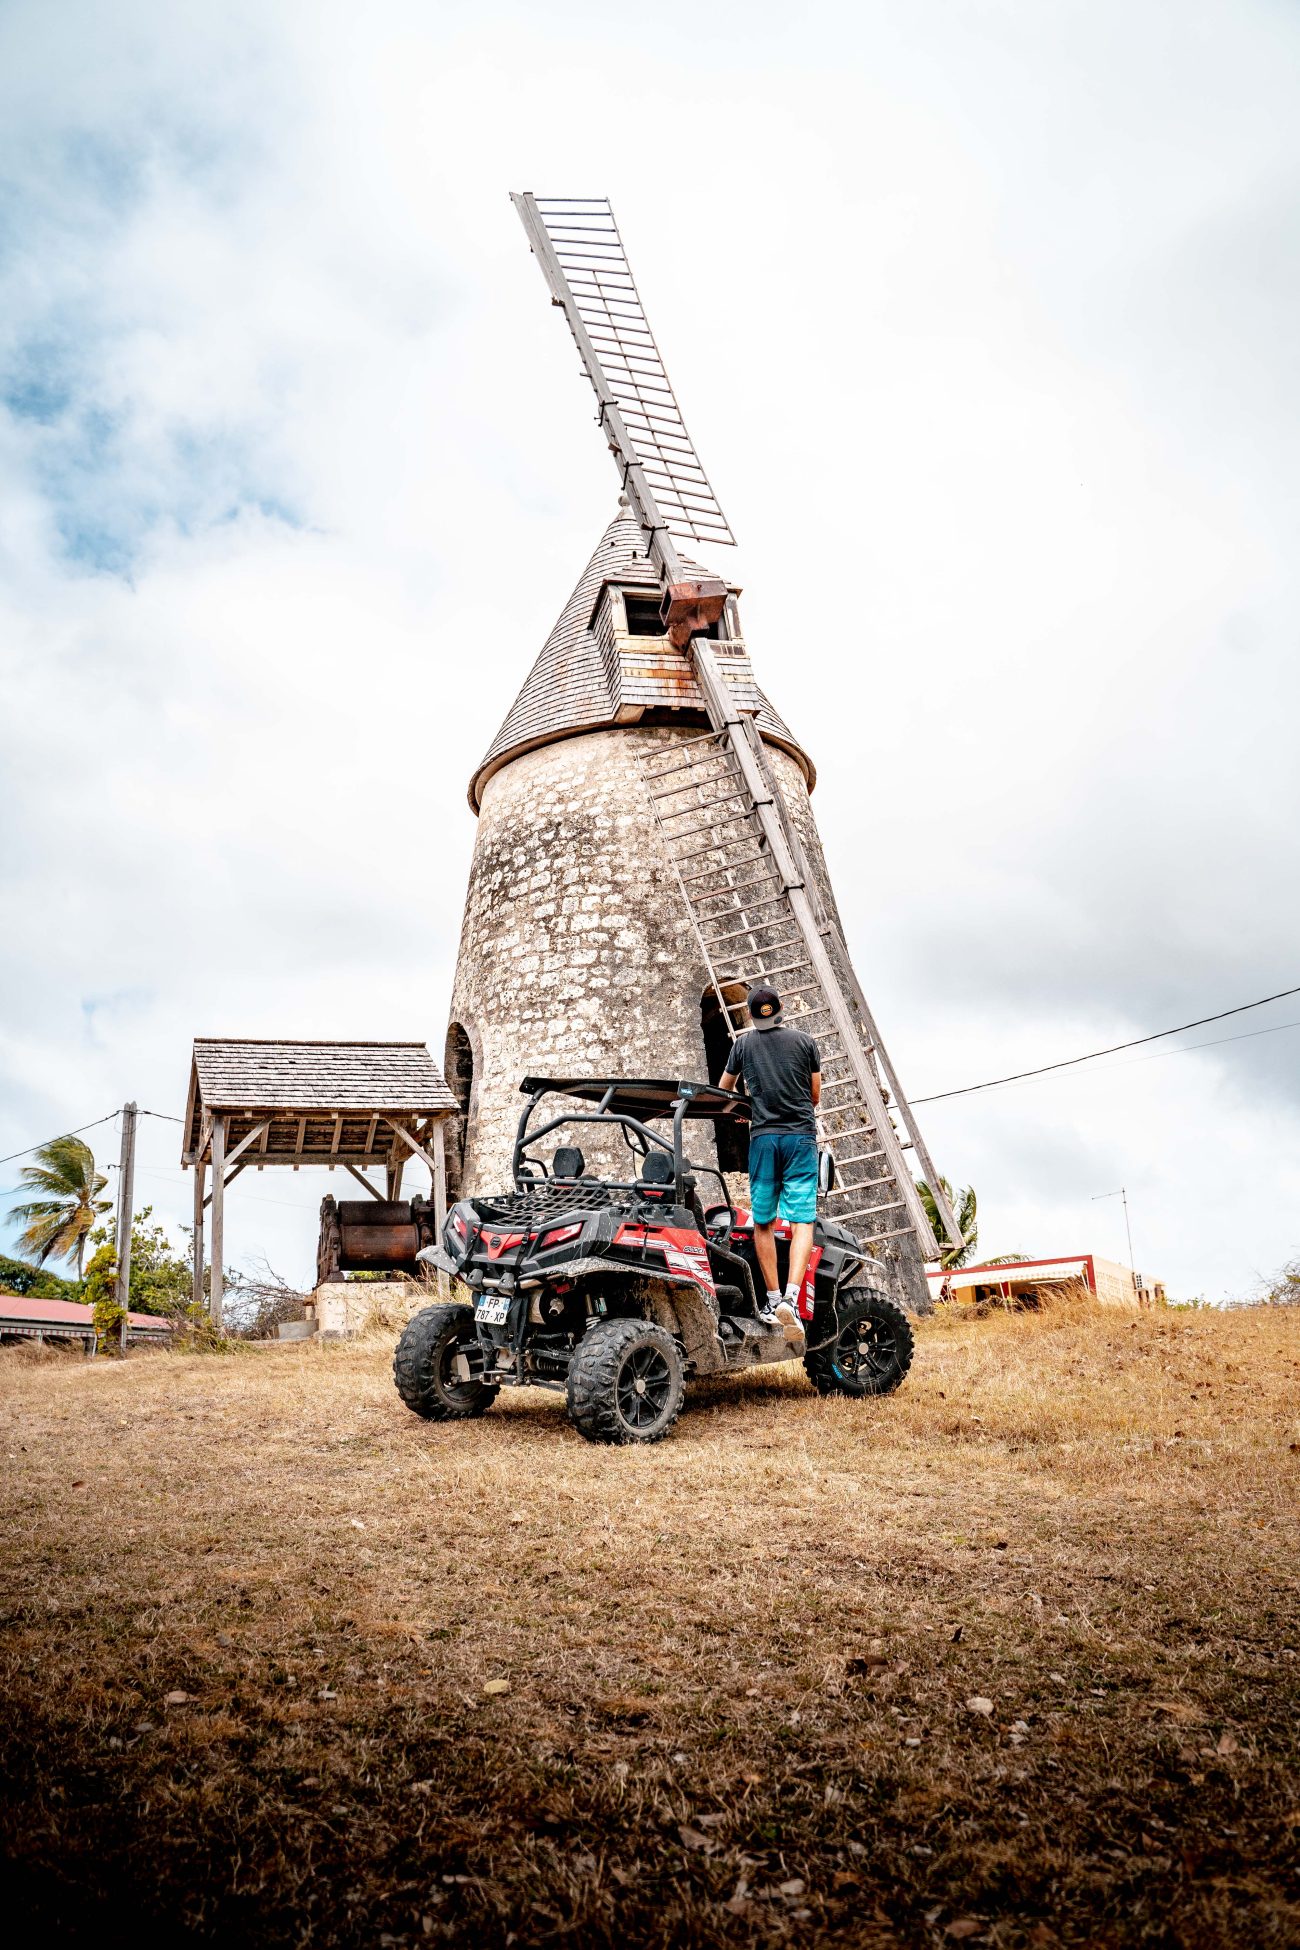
[[181, 1039, 456, 1326]]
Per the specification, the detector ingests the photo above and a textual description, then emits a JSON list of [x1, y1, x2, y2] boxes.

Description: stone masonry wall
[[447, 725, 719, 1194]]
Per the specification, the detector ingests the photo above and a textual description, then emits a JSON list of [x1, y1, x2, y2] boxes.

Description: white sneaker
[[774, 1299, 804, 1343]]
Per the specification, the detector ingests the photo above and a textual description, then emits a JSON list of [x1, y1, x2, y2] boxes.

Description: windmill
[[442, 195, 962, 1311]]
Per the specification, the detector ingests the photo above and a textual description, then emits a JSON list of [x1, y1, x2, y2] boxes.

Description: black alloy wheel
[[393, 1302, 500, 1420], [566, 1317, 685, 1445], [803, 1286, 914, 1398], [616, 1342, 675, 1431]]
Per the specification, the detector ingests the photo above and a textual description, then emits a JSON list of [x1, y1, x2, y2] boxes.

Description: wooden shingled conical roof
[[468, 509, 813, 811]]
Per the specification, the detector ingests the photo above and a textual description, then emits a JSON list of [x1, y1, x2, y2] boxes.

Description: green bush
[[80, 1208, 199, 1351], [82, 1240, 124, 1345], [84, 1207, 193, 1320]]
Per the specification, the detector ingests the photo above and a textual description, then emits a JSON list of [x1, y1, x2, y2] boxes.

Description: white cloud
[[2, 0, 1298, 1298]]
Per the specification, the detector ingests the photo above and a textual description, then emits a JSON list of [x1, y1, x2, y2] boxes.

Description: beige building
[[927, 1254, 1166, 1308]]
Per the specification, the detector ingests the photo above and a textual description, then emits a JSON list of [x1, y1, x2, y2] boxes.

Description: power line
[[4, 981, 1299, 1183], [0, 1106, 181, 1178], [975, 1014, 1300, 1095], [0, 1111, 121, 1170], [911, 981, 1300, 1105]]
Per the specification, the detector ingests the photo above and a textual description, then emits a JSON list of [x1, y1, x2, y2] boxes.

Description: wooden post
[[113, 1102, 138, 1353], [432, 1118, 449, 1300], [192, 1153, 206, 1310], [209, 1114, 226, 1330], [431, 1118, 448, 1230]]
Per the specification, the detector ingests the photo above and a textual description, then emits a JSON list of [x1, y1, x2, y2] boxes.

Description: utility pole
[[113, 1102, 138, 1352], [1092, 1187, 1137, 1294]]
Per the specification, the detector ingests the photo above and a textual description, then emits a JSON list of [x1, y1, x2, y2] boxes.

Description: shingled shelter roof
[[468, 509, 812, 811], [181, 1039, 457, 1327], [182, 1039, 455, 1167]]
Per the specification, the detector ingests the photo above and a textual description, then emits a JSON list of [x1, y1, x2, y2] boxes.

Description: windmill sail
[[511, 195, 733, 567], [511, 191, 964, 1271]]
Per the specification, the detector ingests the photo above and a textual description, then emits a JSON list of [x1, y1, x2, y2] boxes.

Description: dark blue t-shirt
[[725, 1027, 821, 1136]]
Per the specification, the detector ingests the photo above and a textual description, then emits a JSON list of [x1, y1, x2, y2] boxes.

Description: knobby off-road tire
[[393, 1302, 499, 1421], [803, 1286, 915, 1398], [566, 1317, 685, 1446]]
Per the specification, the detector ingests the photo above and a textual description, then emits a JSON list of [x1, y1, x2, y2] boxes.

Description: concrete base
[[276, 1318, 318, 1342], [312, 1279, 424, 1338]]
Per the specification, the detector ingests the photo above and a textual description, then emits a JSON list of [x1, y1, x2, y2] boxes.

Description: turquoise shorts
[[748, 1131, 819, 1226]]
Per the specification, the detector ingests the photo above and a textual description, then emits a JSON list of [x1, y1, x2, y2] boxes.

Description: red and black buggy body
[[393, 1077, 914, 1444]]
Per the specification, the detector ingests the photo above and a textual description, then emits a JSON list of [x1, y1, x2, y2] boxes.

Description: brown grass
[[1, 1302, 1297, 1948]]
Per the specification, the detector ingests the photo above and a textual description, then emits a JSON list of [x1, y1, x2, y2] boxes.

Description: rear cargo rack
[[471, 1183, 618, 1225]]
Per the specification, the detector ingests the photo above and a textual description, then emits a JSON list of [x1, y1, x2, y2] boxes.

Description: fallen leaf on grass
[[696, 1812, 727, 1829], [846, 1654, 888, 1674], [70, 1480, 86, 1490], [348, 1519, 365, 1531], [950, 1625, 964, 1642], [1150, 1699, 1206, 1725], [483, 1678, 511, 1696], [1216, 1731, 1239, 1756], [778, 1878, 805, 1897], [163, 1690, 189, 1706], [965, 1696, 994, 1716], [678, 1825, 711, 1851], [946, 1922, 984, 1941]]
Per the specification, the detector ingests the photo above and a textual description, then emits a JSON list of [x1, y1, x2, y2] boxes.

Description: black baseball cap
[[747, 984, 782, 1030]]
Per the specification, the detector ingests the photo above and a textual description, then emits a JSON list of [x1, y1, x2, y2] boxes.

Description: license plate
[[475, 1294, 511, 1326]]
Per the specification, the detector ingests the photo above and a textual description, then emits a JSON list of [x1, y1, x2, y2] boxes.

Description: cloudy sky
[[2, 0, 1297, 1299]]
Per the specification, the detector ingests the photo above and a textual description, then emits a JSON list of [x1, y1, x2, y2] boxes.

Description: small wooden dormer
[[596, 584, 744, 645], [588, 578, 777, 733]]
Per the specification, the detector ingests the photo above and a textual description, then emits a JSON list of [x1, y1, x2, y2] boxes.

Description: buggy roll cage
[[512, 1077, 749, 1222]]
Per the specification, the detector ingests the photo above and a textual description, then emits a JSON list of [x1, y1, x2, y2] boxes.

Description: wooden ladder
[[639, 644, 962, 1282]]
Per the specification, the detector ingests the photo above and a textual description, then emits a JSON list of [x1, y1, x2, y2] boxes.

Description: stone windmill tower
[[444, 196, 961, 1309]]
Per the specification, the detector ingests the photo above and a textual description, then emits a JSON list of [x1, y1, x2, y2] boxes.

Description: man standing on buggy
[[719, 983, 821, 1340]]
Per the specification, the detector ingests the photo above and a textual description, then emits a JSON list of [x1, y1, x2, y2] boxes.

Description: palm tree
[[11, 1136, 112, 1278], [918, 1176, 978, 1271]]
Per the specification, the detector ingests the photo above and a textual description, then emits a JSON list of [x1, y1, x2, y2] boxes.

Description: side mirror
[[817, 1147, 837, 1195]]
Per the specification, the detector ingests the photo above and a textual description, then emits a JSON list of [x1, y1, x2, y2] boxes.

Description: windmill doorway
[[443, 1022, 474, 1203], [700, 984, 749, 1175]]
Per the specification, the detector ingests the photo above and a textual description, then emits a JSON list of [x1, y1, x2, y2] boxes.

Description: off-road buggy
[[393, 1077, 914, 1445]]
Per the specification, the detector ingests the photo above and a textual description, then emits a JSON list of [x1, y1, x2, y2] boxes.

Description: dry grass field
[[1, 1300, 1297, 1949]]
